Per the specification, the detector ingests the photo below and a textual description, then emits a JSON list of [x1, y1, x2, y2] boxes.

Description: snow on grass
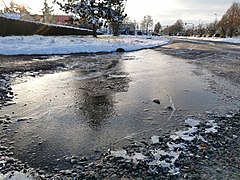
[[0, 35, 170, 55], [176, 36, 240, 44]]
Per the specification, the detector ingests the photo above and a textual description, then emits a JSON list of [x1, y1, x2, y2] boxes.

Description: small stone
[[65, 170, 72, 175], [71, 159, 77, 164], [96, 163, 103, 169], [153, 99, 160, 105], [116, 48, 125, 52], [6, 157, 15, 163], [110, 174, 117, 180], [6, 117, 11, 121], [38, 142, 42, 145], [65, 157, 71, 162], [80, 156, 88, 161], [38, 170, 45, 175], [53, 168, 59, 172], [216, 168, 222, 172], [165, 106, 173, 111]]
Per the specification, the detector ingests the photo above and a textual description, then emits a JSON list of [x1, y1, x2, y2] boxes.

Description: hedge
[[0, 17, 93, 36]]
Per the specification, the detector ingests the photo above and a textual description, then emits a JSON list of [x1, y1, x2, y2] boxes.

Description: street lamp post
[[214, 13, 218, 21], [134, 20, 137, 35]]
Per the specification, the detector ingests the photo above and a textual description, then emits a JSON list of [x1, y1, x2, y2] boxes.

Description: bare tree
[[3, 0, 30, 14], [141, 15, 153, 34], [225, 2, 240, 37], [174, 19, 184, 34], [206, 20, 218, 37], [122, 17, 132, 24], [197, 22, 206, 37], [218, 14, 229, 37], [163, 19, 184, 36], [103, 0, 127, 36], [218, 2, 240, 37]]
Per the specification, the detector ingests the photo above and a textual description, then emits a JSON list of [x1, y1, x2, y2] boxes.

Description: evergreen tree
[[54, 0, 104, 37], [162, 19, 184, 36], [174, 19, 184, 34], [206, 20, 218, 37], [54, 0, 127, 37], [103, 0, 127, 36], [42, 0, 54, 23], [154, 22, 162, 33]]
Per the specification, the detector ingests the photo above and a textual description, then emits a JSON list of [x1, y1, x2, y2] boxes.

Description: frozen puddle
[[1, 49, 239, 172], [110, 117, 219, 175]]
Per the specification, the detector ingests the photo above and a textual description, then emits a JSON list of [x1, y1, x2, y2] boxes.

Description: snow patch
[[0, 35, 170, 55], [132, 153, 147, 161], [205, 120, 219, 133], [0, 171, 33, 180], [176, 36, 240, 44], [185, 118, 200, 127], [151, 135, 160, 144], [110, 117, 220, 176], [110, 150, 128, 158]]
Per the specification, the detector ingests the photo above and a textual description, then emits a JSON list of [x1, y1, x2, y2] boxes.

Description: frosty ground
[[0, 35, 240, 179]]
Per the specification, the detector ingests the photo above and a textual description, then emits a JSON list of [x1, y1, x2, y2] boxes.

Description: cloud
[[125, 0, 232, 25]]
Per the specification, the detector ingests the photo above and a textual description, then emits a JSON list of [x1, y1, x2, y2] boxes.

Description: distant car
[[152, 32, 160, 36]]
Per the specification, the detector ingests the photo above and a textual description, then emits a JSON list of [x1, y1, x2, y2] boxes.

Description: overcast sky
[[1, 0, 234, 26], [125, 0, 233, 26]]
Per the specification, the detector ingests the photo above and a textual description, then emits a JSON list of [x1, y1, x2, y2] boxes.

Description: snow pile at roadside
[[0, 35, 170, 55], [178, 36, 240, 44]]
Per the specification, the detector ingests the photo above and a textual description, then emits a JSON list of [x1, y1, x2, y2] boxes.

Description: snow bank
[[0, 13, 21, 20], [177, 36, 240, 44], [0, 35, 170, 55]]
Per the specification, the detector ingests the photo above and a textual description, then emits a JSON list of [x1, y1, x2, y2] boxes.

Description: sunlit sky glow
[[1, 0, 234, 26]]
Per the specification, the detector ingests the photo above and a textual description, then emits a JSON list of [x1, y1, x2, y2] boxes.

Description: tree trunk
[[112, 22, 120, 36], [92, 24, 97, 37], [229, 28, 234, 37]]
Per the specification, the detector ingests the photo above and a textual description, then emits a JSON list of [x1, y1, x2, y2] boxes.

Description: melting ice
[[110, 117, 219, 176]]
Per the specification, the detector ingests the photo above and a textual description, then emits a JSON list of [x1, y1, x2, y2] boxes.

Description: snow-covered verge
[[176, 36, 240, 44], [0, 35, 170, 55], [0, 13, 21, 20]]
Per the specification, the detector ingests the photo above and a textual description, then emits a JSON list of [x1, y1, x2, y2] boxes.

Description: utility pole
[[214, 13, 218, 21]]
